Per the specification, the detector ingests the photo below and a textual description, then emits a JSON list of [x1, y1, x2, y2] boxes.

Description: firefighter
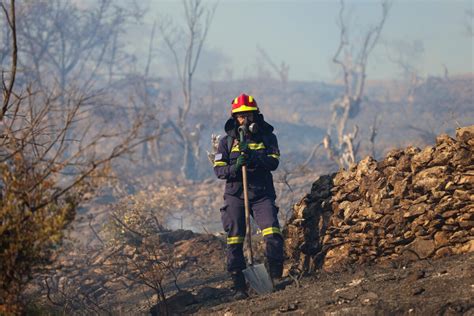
[[214, 93, 284, 299]]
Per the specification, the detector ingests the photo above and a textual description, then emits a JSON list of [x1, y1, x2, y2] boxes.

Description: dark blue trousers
[[220, 194, 284, 272]]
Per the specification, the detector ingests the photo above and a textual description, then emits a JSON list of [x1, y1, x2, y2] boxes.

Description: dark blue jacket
[[213, 114, 280, 200]]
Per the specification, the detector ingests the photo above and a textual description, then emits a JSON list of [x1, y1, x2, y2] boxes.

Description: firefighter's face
[[235, 112, 254, 126]]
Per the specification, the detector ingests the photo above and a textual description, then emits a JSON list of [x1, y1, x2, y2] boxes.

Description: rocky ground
[[192, 252, 474, 315], [41, 233, 469, 315]]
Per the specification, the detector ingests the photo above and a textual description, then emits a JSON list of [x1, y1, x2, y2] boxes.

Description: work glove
[[239, 141, 259, 167], [239, 141, 249, 154], [234, 154, 247, 170]]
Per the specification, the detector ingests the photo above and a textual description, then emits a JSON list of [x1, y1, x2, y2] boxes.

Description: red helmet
[[231, 94, 259, 114]]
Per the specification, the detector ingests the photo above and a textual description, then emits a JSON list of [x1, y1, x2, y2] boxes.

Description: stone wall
[[284, 126, 473, 273]]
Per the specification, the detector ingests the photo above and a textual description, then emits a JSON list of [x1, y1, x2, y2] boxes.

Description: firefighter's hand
[[239, 141, 249, 153], [235, 154, 247, 169]]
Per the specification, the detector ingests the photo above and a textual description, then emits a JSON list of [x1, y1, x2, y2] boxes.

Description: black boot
[[230, 270, 248, 300], [269, 263, 292, 290], [269, 263, 283, 280]]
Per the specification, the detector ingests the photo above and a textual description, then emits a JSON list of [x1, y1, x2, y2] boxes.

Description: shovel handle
[[242, 164, 253, 266], [239, 127, 254, 266]]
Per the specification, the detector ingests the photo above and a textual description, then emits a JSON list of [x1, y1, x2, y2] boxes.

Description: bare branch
[[301, 142, 323, 169], [257, 45, 290, 86], [144, 20, 157, 78], [1, 0, 17, 121], [369, 114, 378, 157], [333, 0, 350, 95]]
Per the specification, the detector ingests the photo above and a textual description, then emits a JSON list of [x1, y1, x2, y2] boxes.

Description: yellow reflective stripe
[[227, 236, 244, 244], [248, 95, 253, 102], [232, 105, 258, 113], [262, 227, 281, 236], [232, 143, 265, 152], [248, 143, 265, 150], [268, 154, 280, 160], [234, 97, 238, 104], [214, 161, 227, 167]]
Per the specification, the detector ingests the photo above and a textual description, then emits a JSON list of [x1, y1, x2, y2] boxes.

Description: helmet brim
[[231, 105, 259, 114]]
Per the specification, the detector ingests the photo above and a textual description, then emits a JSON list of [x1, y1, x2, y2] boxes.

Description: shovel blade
[[242, 263, 274, 295]]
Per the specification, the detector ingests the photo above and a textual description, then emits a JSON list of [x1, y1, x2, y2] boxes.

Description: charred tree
[[160, 0, 216, 180], [324, 0, 390, 169]]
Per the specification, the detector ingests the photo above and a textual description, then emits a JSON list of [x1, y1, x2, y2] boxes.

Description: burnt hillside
[[195, 125, 473, 315]]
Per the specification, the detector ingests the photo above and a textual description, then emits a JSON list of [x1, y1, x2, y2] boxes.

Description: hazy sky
[[139, 0, 473, 82]]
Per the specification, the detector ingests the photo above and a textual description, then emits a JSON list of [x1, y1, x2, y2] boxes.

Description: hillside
[[179, 126, 474, 315], [25, 127, 473, 314]]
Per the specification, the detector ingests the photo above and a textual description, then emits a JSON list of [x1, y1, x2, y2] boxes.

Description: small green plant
[[0, 154, 81, 313]]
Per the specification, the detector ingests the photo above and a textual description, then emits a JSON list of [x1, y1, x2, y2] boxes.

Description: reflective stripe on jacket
[[213, 132, 280, 199]]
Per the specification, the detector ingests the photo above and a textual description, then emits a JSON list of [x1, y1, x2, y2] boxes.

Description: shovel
[[238, 126, 274, 295]]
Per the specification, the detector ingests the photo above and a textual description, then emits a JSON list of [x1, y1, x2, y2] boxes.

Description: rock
[[279, 302, 298, 312], [355, 157, 378, 182], [407, 237, 435, 259], [449, 230, 468, 242], [444, 181, 456, 191], [195, 287, 227, 301], [455, 125, 474, 146], [457, 213, 474, 221], [413, 166, 448, 192], [436, 134, 456, 147], [358, 291, 379, 305], [412, 287, 425, 295], [332, 171, 350, 187], [441, 225, 457, 231], [323, 244, 351, 272], [394, 157, 410, 173], [411, 146, 434, 172], [441, 210, 459, 219], [452, 240, 474, 254], [150, 290, 196, 315], [377, 198, 395, 211], [430, 148, 455, 167], [405, 146, 421, 156], [451, 147, 473, 167], [393, 178, 409, 197], [434, 246, 452, 258], [434, 231, 450, 247], [413, 195, 429, 204], [339, 201, 352, 218], [457, 174, 474, 185], [406, 270, 425, 282], [359, 207, 381, 220], [343, 180, 360, 194], [386, 148, 404, 160], [406, 238, 436, 259], [403, 203, 428, 219], [458, 220, 474, 228]]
